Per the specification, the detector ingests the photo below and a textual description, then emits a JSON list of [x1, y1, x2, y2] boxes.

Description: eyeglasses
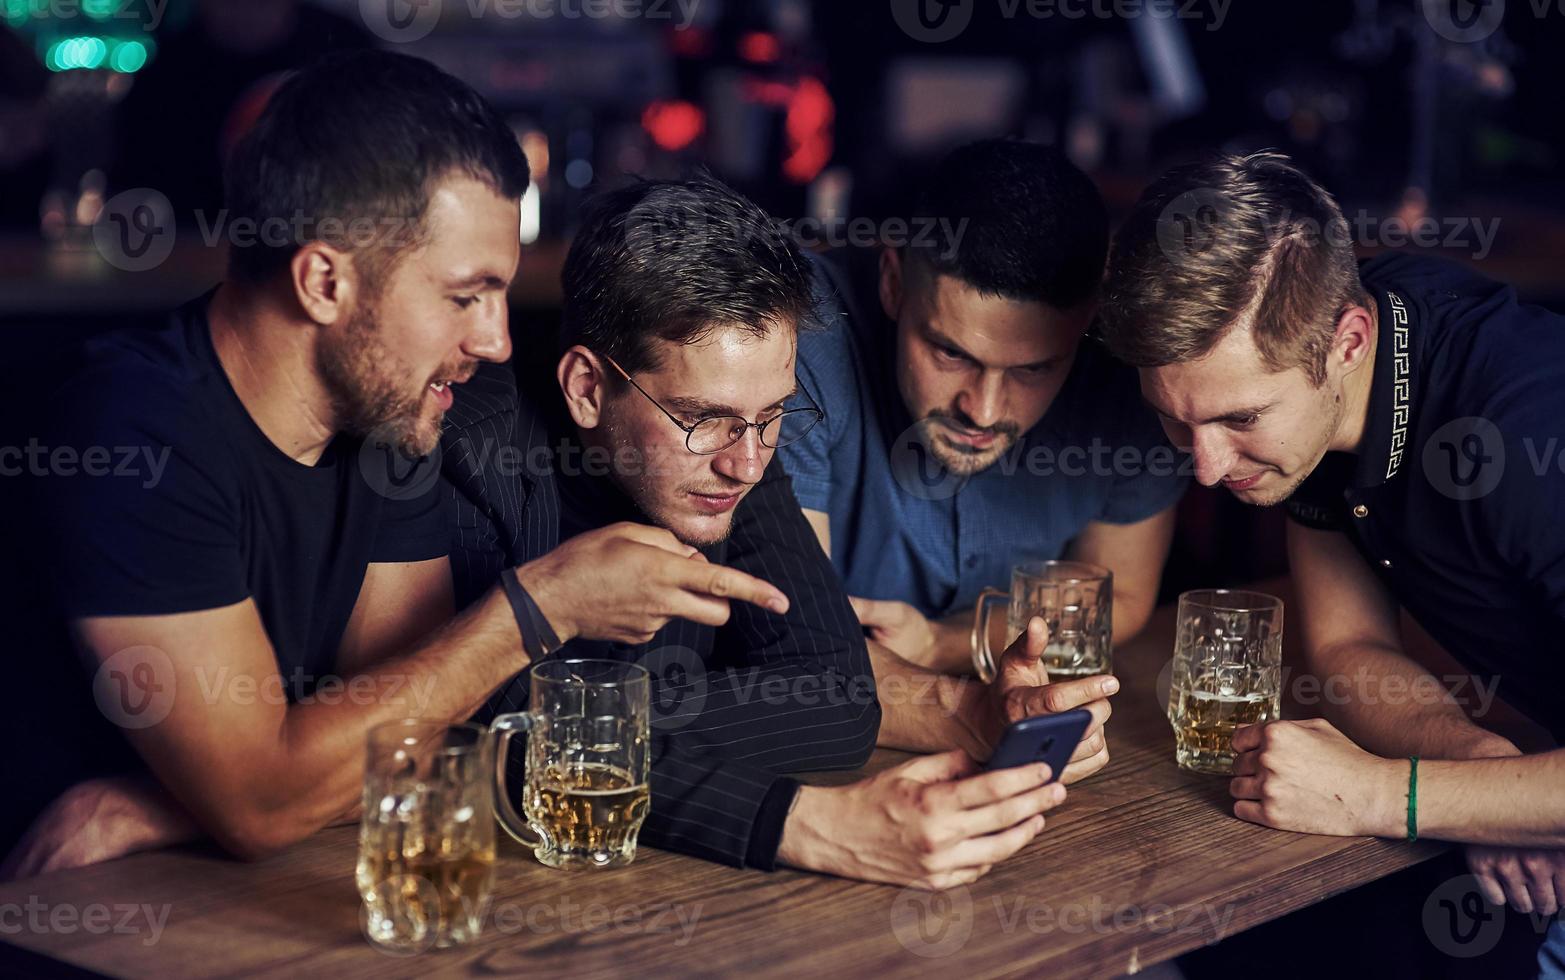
[[600, 353, 824, 456]]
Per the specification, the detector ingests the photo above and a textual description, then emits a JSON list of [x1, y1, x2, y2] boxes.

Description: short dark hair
[[224, 50, 530, 284], [905, 139, 1108, 309], [560, 175, 815, 375]]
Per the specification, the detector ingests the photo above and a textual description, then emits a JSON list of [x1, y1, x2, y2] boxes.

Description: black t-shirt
[[2, 292, 447, 851], [1287, 254, 1565, 741]]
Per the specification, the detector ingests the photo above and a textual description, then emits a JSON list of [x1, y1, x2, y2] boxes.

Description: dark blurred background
[[4, 0, 1565, 599]]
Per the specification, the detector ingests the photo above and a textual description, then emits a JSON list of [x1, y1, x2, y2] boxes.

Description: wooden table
[[0, 594, 1448, 979]]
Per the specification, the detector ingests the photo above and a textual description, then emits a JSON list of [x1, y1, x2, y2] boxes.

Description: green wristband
[[1406, 756, 1419, 842]]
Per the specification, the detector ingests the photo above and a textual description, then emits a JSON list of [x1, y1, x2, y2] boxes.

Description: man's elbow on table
[[0, 769, 340, 879], [838, 698, 882, 770], [209, 811, 314, 863], [839, 646, 885, 768], [178, 768, 354, 863]]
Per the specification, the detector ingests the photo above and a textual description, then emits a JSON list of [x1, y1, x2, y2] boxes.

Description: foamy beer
[[1166, 590, 1283, 774], [492, 660, 651, 869], [357, 720, 496, 953]]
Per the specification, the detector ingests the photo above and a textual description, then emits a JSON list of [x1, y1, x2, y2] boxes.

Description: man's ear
[[878, 247, 905, 322], [557, 345, 608, 429], [290, 242, 357, 327], [1331, 300, 1376, 378]]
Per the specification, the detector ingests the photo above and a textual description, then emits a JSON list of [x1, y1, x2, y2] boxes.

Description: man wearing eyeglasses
[[438, 176, 1075, 888]]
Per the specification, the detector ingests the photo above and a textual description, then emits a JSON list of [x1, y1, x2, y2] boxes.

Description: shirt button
[[1353, 505, 1369, 518], [964, 556, 978, 569], [1380, 558, 1393, 568]]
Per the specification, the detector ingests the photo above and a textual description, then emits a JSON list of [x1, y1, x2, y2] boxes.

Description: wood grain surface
[[0, 584, 1447, 978]]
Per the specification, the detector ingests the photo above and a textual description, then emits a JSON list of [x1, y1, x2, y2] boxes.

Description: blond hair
[[1100, 151, 1365, 386]]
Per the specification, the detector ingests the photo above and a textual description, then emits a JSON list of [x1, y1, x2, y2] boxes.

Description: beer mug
[[1166, 589, 1283, 774], [491, 659, 651, 869], [357, 720, 496, 953], [973, 561, 1113, 683]]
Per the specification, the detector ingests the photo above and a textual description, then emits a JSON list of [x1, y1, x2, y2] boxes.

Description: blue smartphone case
[[984, 707, 1093, 781]]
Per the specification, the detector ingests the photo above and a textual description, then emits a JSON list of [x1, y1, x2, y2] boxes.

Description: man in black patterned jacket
[[440, 176, 1077, 889]]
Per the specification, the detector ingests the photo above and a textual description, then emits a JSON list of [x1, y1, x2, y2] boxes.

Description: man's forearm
[[921, 608, 1000, 677], [868, 642, 984, 756], [1111, 585, 1157, 646], [213, 584, 527, 856], [1365, 750, 1565, 846], [1309, 640, 1514, 760]]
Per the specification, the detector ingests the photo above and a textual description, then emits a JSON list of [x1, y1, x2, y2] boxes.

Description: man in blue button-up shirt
[[1101, 149, 1565, 976], [780, 140, 1189, 686]]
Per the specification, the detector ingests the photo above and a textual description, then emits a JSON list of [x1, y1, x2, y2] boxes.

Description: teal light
[[41, 34, 153, 72], [82, 0, 116, 19], [80, 35, 107, 68], [44, 37, 73, 70], [109, 38, 148, 73], [60, 37, 85, 69], [46, 35, 108, 71]]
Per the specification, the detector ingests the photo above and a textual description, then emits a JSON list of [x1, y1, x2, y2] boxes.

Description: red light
[[741, 78, 795, 108], [740, 32, 781, 64], [668, 27, 711, 58], [784, 76, 834, 184], [642, 100, 706, 152]]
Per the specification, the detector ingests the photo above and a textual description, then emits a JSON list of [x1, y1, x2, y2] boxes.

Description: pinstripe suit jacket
[[438, 360, 880, 868]]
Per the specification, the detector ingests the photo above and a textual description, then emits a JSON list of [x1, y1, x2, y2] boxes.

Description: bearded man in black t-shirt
[[1, 51, 788, 877]]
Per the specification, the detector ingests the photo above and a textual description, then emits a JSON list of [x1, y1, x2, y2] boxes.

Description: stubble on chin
[[915, 418, 1015, 476], [596, 415, 742, 547], [318, 306, 437, 457], [639, 493, 740, 549], [1231, 464, 1316, 508]]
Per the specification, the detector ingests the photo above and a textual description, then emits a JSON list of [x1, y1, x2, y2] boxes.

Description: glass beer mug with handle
[[357, 720, 497, 954], [490, 659, 652, 869], [1166, 589, 1284, 774], [973, 561, 1114, 683]]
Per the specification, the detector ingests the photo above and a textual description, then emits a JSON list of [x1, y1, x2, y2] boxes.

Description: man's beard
[[316, 300, 438, 457], [915, 409, 1022, 476]]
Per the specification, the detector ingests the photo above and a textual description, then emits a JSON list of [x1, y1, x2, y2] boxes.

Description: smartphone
[[984, 708, 1093, 781]]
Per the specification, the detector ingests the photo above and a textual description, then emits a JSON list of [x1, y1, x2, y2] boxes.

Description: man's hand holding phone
[[946, 616, 1117, 782]]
